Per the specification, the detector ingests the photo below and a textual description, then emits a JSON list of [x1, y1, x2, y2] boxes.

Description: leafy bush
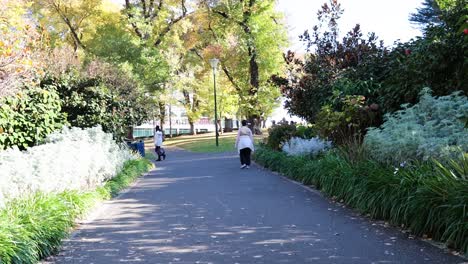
[[254, 147, 468, 254], [378, 0, 467, 113], [274, 0, 465, 137], [314, 95, 381, 144], [266, 123, 296, 150], [295, 125, 316, 139], [0, 126, 135, 209], [0, 158, 152, 264], [41, 70, 152, 141], [365, 89, 468, 164], [0, 86, 66, 150], [282, 137, 331, 157], [274, 1, 387, 122]]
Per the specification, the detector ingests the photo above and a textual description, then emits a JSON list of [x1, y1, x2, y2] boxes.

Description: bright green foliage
[[365, 89, 468, 164], [86, 20, 169, 90], [254, 147, 468, 254], [31, 0, 104, 50], [174, 136, 236, 153], [436, 0, 458, 10], [0, 158, 152, 264], [206, 0, 287, 119], [0, 87, 67, 150], [122, 0, 194, 47], [86, 20, 143, 65]]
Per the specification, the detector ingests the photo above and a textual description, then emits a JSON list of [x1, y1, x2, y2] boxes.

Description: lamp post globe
[[209, 58, 219, 69], [209, 58, 220, 147]]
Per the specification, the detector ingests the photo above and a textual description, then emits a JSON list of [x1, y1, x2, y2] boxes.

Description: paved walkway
[[46, 148, 464, 264]]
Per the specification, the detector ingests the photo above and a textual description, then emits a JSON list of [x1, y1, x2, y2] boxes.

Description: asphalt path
[[45, 148, 465, 264]]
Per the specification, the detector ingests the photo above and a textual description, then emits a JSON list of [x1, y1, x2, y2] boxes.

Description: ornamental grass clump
[[254, 147, 468, 254], [0, 126, 136, 209], [282, 137, 332, 157], [365, 89, 468, 164]]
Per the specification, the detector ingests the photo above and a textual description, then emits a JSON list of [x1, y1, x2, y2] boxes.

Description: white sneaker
[[245, 165, 250, 169], [240, 164, 247, 169]]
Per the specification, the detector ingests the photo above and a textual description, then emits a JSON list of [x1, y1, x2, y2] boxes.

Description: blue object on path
[[135, 140, 145, 157]]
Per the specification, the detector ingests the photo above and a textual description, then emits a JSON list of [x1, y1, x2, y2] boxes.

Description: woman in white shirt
[[154, 126, 166, 161], [235, 120, 254, 169]]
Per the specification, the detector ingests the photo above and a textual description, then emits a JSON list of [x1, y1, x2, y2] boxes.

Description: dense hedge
[[254, 147, 468, 254], [0, 158, 153, 264], [0, 86, 66, 150]]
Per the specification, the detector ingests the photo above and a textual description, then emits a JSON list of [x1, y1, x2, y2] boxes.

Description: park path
[[45, 148, 464, 264]]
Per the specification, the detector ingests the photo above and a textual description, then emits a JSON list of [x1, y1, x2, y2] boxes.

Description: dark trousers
[[240, 148, 252, 165], [155, 146, 164, 161]]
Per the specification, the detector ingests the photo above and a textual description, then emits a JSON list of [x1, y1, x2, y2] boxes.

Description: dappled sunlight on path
[[44, 148, 464, 264]]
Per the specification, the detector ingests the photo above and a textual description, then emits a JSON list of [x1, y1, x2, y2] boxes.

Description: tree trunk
[[242, 0, 260, 95], [158, 101, 166, 131], [248, 45, 259, 94], [247, 115, 262, 135], [189, 121, 197, 135], [126, 126, 134, 140]]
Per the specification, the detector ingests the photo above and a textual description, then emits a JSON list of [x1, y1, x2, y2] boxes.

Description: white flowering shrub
[[365, 89, 468, 163], [282, 137, 332, 156], [0, 126, 136, 208]]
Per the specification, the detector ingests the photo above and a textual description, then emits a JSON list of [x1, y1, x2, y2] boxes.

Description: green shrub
[[295, 125, 316, 139], [0, 86, 66, 150], [0, 158, 152, 264], [365, 89, 468, 164], [254, 147, 468, 254], [378, 0, 467, 113], [275, 0, 465, 132], [41, 74, 151, 141], [266, 123, 296, 150], [274, 3, 387, 122], [314, 95, 381, 145]]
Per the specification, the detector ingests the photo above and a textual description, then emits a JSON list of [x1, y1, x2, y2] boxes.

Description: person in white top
[[235, 120, 254, 169], [154, 125, 166, 161]]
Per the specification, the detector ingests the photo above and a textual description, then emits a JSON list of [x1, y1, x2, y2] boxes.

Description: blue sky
[[277, 0, 423, 51]]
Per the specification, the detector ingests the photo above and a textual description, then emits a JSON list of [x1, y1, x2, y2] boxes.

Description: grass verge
[[254, 147, 468, 255], [0, 158, 153, 264], [175, 137, 237, 153], [170, 134, 264, 153]]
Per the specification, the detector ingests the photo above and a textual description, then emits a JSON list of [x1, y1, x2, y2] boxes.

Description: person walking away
[[154, 126, 166, 161], [235, 120, 254, 169]]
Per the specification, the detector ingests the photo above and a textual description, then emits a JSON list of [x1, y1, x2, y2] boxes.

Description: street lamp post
[[209, 58, 220, 147]]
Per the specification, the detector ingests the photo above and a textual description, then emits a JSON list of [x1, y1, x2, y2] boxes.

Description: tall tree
[[123, 0, 193, 46], [32, 0, 103, 51], [0, 0, 43, 97], [409, 0, 442, 28], [202, 0, 287, 122]]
